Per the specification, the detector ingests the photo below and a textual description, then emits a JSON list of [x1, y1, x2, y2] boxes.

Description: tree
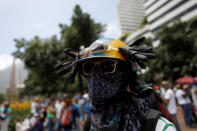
[[14, 5, 105, 96], [0, 93, 5, 104], [60, 5, 105, 50], [14, 36, 66, 96], [144, 16, 197, 82]]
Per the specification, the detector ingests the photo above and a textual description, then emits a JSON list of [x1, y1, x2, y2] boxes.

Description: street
[[177, 106, 197, 131]]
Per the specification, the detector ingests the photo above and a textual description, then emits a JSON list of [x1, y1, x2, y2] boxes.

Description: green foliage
[[0, 93, 5, 104], [139, 16, 147, 29], [60, 5, 105, 50], [14, 36, 66, 96], [119, 32, 131, 42], [144, 16, 197, 82], [14, 5, 105, 96]]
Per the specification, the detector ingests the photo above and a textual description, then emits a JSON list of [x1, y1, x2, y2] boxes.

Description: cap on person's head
[[34, 97, 38, 101], [4, 101, 9, 106], [176, 84, 181, 89], [83, 93, 89, 99], [183, 84, 188, 89], [161, 81, 169, 86], [153, 85, 159, 91], [63, 93, 68, 98], [71, 98, 76, 103]]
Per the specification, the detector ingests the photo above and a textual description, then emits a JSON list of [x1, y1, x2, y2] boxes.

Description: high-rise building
[[145, 0, 197, 33], [117, 0, 145, 34], [125, 0, 197, 45]]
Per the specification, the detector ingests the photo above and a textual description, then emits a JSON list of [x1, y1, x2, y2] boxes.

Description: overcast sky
[[0, 0, 119, 70]]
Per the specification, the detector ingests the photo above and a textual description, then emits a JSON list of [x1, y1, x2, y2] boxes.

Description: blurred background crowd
[[0, 93, 91, 131], [0, 80, 196, 131], [15, 93, 91, 131]]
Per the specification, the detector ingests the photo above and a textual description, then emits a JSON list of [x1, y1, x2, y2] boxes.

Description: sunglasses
[[82, 59, 119, 76]]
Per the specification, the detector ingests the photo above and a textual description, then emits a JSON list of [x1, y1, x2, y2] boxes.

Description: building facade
[[125, 0, 197, 45], [117, 0, 145, 34]]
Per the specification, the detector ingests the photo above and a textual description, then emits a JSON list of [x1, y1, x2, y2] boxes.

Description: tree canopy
[[60, 5, 105, 50], [13, 5, 105, 96], [144, 16, 197, 82]]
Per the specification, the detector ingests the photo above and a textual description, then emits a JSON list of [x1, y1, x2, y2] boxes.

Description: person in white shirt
[[16, 117, 29, 131], [175, 84, 193, 128], [31, 98, 38, 116], [55, 97, 64, 130], [162, 81, 180, 131], [23, 115, 31, 129]]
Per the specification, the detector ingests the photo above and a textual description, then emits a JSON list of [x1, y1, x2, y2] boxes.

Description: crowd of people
[[13, 81, 197, 131], [0, 81, 197, 131], [15, 94, 91, 131], [151, 81, 197, 131], [0, 82, 196, 131]]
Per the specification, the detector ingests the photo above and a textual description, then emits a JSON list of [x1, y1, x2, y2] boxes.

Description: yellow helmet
[[78, 38, 127, 63]]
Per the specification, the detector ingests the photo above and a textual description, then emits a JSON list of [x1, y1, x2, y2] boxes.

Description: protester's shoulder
[[155, 117, 176, 131]]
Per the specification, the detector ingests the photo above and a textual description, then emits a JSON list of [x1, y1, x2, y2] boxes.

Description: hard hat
[[77, 38, 127, 64]]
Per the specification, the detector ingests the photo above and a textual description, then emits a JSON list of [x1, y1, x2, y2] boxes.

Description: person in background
[[149, 85, 162, 111], [0, 101, 11, 131], [60, 96, 84, 131], [16, 117, 29, 131], [191, 83, 197, 115], [31, 98, 39, 116], [23, 115, 31, 130], [149, 85, 174, 124], [29, 114, 39, 131], [35, 116, 44, 131], [83, 97, 91, 121], [176, 84, 193, 128], [55, 97, 64, 131], [162, 81, 181, 131], [188, 82, 197, 124], [47, 99, 56, 131], [193, 88, 197, 106]]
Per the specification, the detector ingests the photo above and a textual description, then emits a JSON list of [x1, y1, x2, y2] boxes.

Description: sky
[[0, 0, 119, 71]]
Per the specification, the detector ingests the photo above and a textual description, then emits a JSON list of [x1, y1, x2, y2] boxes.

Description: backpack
[[88, 108, 162, 131], [140, 109, 162, 131], [60, 107, 73, 126]]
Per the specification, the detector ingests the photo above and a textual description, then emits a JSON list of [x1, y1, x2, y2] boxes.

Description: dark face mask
[[87, 66, 129, 103]]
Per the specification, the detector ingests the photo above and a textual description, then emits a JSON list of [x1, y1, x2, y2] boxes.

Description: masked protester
[[55, 37, 176, 131]]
